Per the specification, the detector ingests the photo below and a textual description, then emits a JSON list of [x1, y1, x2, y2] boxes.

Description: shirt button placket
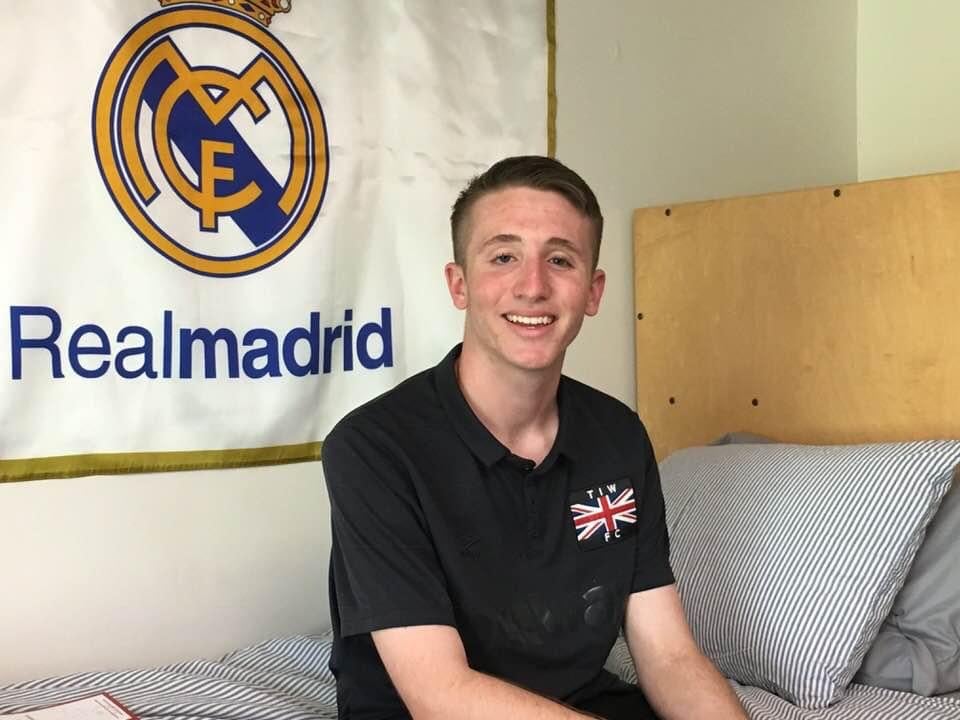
[[524, 468, 538, 539]]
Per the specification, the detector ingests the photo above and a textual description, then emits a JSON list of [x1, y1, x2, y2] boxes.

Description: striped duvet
[[1, 634, 957, 719]]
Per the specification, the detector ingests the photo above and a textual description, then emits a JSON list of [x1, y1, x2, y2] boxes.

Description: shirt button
[[522, 460, 535, 472]]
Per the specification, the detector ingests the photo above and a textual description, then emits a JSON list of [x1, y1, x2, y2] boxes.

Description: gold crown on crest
[[159, 0, 292, 27]]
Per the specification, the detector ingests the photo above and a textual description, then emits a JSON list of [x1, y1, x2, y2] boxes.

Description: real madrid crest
[[92, 0, 329, 276]]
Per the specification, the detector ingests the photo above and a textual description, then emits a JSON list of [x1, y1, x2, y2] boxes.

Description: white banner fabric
[[0, 0, 549, 479]]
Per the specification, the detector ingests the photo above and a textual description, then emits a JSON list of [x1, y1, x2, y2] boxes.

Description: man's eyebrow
[[544, 237, 585, 256], [479, 234, 522, 250], [479, 235, 584, 256]]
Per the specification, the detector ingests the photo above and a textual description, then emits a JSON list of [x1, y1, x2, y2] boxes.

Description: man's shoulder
[[321, 364, 449, 491], [559, 375, 656, 462], [560, 375, 643, 426], [330, 364, 440, 440]]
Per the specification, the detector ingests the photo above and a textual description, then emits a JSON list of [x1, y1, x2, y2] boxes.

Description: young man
[[323, 156, 747, 719]]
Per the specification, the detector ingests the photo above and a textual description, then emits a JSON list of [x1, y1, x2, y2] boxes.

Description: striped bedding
[[2, 634, 958, 719], [605, 640, 960, 719], [0, 635, 337, 720], [658, 441, 960, 709]]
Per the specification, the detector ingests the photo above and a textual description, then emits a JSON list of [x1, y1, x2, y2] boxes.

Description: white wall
[[0, 1, 862, 685], [0, 466, 329, 683], [857, 0, 960, 181], [557, 0, 859, 408]]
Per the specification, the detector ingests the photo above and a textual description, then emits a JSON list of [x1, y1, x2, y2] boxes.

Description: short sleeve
[[630, 425, 675, 593], [324, 420, 456, 636]]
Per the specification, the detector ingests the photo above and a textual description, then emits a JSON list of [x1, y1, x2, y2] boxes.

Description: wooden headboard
[[633, 171, 960, 461]]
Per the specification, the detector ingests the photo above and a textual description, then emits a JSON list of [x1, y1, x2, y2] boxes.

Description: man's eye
[[548, 256, 573, 267], [493, 253, 514, 264]]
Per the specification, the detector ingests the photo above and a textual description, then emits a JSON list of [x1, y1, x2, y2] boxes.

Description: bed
[[0, 634, 338, 719], [2, 172, 959, 719], [0, 632, 956, 719], [629, 170, 960, 718]]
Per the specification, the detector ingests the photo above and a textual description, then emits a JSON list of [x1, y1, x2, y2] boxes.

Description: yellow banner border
[[0, 442, 322, 484], [547, 0, 557, 157]]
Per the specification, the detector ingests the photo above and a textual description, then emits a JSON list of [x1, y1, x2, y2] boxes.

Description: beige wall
[[557, 0, 859, 408], [0, 1, 863, 684], [857, 0, 960, 181]]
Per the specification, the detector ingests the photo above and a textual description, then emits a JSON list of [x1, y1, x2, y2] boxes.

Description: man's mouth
[[504, 313, 555, 326]]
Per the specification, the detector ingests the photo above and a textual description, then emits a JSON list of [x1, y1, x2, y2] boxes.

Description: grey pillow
[[709, 431, 778, 446], [855, 469, 960, 695], [660, 441, 960, 708]]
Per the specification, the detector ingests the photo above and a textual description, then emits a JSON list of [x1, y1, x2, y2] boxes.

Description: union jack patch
[[568, 482, 638, 551]]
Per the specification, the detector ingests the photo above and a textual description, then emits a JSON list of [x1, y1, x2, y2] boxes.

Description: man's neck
[[455, 345, 562, 465]]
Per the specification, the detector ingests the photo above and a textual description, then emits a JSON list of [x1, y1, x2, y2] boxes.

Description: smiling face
[[445, 186, 605, 377]]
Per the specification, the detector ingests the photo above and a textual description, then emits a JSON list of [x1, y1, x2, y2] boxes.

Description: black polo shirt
[[323, 344, 673, 719]]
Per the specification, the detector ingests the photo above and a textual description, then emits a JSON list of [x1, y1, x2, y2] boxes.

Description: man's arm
[[326, 423, 594, 718], [624, 584, 748, 720], [373, 625, 597, 720]]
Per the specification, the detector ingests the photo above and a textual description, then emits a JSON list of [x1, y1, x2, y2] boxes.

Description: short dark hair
[[450, 155, 603, 270]]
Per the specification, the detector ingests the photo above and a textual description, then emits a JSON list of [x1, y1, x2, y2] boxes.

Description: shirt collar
[[435, 344, 508, 468], [553, 377, 586, 462], [435, 344, 583, 468]]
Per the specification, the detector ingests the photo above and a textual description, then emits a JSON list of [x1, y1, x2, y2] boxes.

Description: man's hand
[[372, 625, 596, 720], [625, 584, 748, 719]]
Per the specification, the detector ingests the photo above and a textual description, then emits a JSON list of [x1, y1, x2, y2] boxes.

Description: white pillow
[[660, 441, 960, 709]]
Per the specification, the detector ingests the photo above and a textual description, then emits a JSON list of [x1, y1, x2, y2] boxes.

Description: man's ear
[[585, 268, 606, 317], [445, 262, 468, 310]]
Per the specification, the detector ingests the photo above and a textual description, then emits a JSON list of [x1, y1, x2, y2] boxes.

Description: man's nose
[[514, 258, 549, 299]]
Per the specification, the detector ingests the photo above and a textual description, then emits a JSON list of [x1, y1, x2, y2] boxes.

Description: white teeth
[[505, 314, 554, 326]]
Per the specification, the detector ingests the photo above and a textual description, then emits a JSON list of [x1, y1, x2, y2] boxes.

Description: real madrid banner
[[0, 0, 553, 481]]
